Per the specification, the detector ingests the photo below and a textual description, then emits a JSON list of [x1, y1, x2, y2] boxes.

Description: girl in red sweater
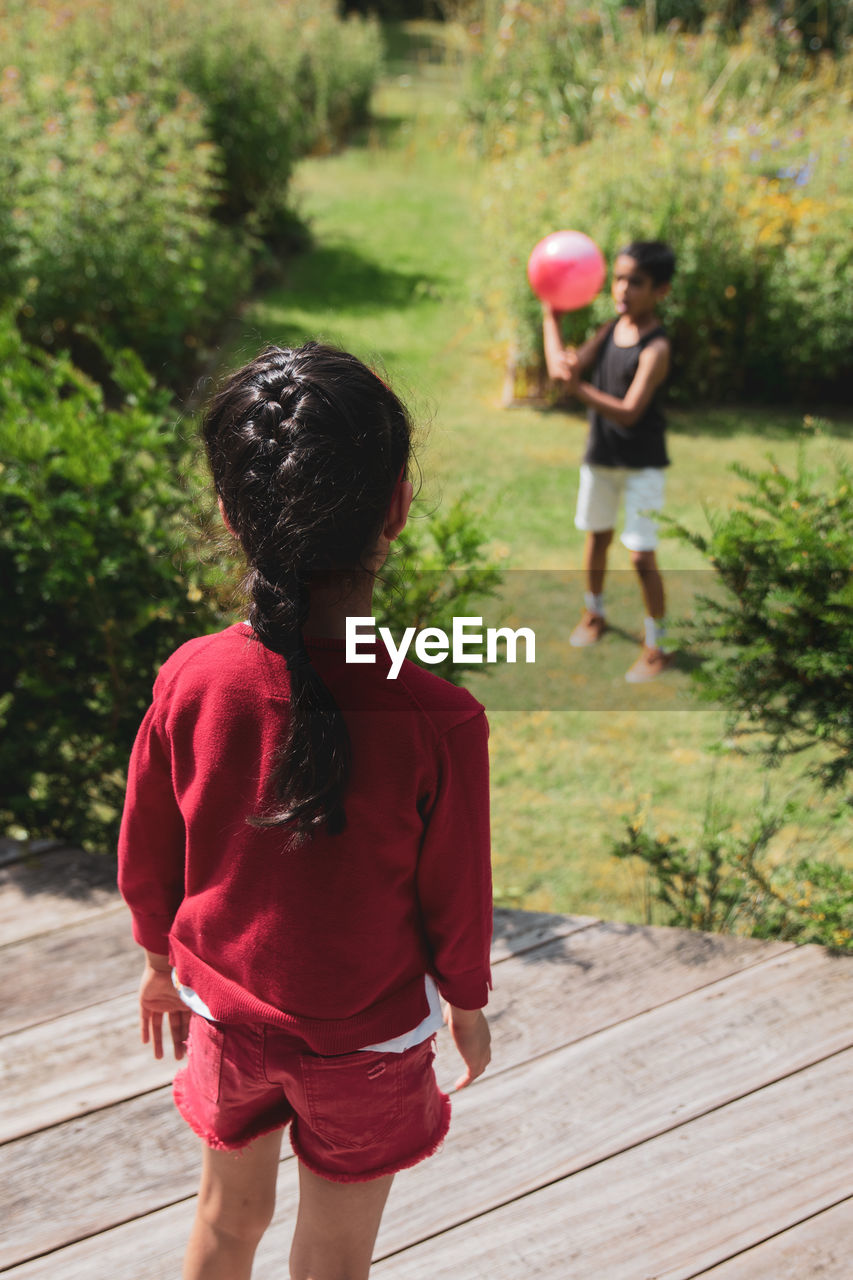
[[118, 343, 492, 1280]]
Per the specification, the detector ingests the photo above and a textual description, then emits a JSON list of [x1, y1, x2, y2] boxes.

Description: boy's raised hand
[[139, 953, 190, 1060], [444, 1004, 491, 1091]]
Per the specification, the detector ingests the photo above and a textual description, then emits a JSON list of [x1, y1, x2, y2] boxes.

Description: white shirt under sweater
[[176, 972, 444, 1053]]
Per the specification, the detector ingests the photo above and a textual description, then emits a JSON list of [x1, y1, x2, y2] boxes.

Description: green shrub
[[176, 0, 383, 237], [612, 803, 853, 952], [0, 313, 227, 850], [665, 442, 853, 791], [0, 0, 384, 370], [0, 72, 249, 372], [641, 0, 853, 54], [376, 497, 504, 684]]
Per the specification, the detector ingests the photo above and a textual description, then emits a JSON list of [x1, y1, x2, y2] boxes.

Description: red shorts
[[173, 1015, 451, 1183]]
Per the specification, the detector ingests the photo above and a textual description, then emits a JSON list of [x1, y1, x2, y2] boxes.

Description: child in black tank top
[[542, 239, 676, 683]]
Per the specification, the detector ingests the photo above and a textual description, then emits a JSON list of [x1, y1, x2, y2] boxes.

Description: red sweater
[[118, 623, 492, 1054]]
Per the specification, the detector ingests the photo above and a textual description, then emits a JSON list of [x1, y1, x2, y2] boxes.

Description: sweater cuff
[[436, 970, 491, 1011], [129, 913, 174, 957]]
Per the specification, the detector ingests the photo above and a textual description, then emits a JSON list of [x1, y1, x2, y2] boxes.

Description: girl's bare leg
[[289, 1163, 394, 1280], [183, 1130, 283, 1280]]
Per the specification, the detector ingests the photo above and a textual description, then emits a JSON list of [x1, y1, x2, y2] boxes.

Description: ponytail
[[201, 342, 411, 844]]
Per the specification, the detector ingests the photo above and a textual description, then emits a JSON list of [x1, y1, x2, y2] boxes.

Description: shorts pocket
[[188, 1016, 224, 1105], [300, 1051, 403, 1151]]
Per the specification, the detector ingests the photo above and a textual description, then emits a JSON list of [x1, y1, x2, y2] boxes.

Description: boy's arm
[[542, 309, 613, 382], [566, 336, 669, 427], [542, 306, 570, 380]]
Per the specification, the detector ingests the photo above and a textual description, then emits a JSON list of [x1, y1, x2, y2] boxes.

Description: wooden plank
[[694, 1197, 853, 1279], [1, 927, 802, 1263], [489, 908, 598, 962], [0, 838, 69, 869], [0, 848, 119, 946], [0, 907, 135, 1036], [0, 1090, 197, 1269], [6, 945, 848, 1276], [1, 916, 790, 1143], [376, 947, 853, 1259], [436, 919, 794, 1081], [3, 1200, 201, 1280], [0, 996, 176, 1142], [0, 908, 590, 1040], [368, 1049, 853, 1279]]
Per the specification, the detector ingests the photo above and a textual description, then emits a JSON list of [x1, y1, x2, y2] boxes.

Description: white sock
[[644, 616, 666, 649], [585, 592, 605, 617]]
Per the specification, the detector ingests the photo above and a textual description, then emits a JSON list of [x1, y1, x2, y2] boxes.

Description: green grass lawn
[[227, 25, 853, 922]]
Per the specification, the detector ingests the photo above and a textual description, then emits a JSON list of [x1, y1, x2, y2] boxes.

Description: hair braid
[[201, 341, 412, 844]]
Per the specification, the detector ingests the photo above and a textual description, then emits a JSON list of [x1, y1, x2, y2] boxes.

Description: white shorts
[[575, 463, 665, 552]]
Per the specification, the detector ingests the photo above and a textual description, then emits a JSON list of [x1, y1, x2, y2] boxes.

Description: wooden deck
[[2, 844, 852, 1278]]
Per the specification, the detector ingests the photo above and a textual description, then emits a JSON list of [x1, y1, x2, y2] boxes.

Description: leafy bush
[[638, 0, 853, 54], [0, 72, 249, 373], [470, 5, 853, 400], [665, 443, 853, 791], [0, 0, 384, 372], [376, 497, 504, 683], [0, 313, 227, 850], [612, 804, 853, 952], [610, 439, 853, 953], [176, 0, 383, 237]]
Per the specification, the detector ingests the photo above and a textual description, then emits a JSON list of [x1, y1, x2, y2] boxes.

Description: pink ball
[[527, 230, 606, 311]]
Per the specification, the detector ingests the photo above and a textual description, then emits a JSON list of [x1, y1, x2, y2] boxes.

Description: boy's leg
[[585, 528, 613, 598], [621, 468, 671, 680], [570, 529, 613, 646], [573, 464, 621, 646], [626, 549, 672, 682], [630, 548, 665, 621], [289, 1162, 394, 1280], [183, 1129, 283, 1280]]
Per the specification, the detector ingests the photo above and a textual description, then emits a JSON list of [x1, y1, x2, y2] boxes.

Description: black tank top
[[583, 322, 669, 470]]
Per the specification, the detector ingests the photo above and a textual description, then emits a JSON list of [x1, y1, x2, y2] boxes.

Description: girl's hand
[[139, 955, 189, 1061], [444, 1005, 491, 1091]]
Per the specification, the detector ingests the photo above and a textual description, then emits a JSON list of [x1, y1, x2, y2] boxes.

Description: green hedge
[[0, 311, 227, 850], [0, 0, 383, 375]]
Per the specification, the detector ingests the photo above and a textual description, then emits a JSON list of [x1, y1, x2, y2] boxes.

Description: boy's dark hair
[[619, 240, 676, 286], [202, 341, 412, 843]]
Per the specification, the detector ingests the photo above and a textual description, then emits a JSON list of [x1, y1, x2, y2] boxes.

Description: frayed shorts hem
[[173, 1071, 285, 1154], [291, 1090, 452, 1183]]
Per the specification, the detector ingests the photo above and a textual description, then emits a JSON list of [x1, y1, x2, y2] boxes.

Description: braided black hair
[[201, 342, 412, 842]]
